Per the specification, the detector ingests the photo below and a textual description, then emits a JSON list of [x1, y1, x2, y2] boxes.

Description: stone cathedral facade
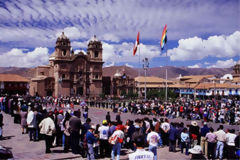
[[30, 32, 103, 98]]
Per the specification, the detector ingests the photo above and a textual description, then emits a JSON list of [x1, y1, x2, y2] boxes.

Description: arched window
[[94, 51, 98, 58], [62, 49, 67, 56]]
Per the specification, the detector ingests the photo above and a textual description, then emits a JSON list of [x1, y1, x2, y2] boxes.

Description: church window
[[62, 49, 67, 56], [94, 51, 98, 58], [95, 74, 98, 79]]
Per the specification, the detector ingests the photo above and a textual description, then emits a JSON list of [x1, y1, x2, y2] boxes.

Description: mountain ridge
[[0, 66, 233, 79]]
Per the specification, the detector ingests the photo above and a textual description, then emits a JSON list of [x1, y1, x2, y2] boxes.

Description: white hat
[[191, 121, 198, 126], [189, 145, 202, 154]]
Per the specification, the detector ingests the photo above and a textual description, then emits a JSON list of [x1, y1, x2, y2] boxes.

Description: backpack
[[109, 134, 118, 145]]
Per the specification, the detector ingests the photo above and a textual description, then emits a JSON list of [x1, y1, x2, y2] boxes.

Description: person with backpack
[[109, 125, 125, 160]]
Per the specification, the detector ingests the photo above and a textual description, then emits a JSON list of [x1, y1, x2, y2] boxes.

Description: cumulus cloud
[[71, 41, 88, 49], [188, 64, 201, 68], [56, 27, 87, 40], [101, 34, 120, 42], [102, 42, 160, 64], [168, 31, 240, 61], [207, 59, 236, 68], [0, 48, 49, 67]]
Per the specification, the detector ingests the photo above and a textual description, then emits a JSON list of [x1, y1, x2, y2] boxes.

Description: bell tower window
[[62, 49, 66, 56], [94, 51, 98, 58]]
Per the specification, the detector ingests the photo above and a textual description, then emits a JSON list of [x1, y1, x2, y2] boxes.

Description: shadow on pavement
[[0, 136, 15, 141]]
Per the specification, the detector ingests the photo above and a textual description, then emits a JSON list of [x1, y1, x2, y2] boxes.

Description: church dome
[[114, 70, 122, 77], [89, 35, 99, 42], [57, 32, 69, 40]]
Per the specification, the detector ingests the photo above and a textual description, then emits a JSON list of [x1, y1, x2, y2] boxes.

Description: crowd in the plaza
[[0, 95, 240, 160]]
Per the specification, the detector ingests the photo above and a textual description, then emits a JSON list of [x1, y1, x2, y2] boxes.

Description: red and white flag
[[133, 32, 140, 56]]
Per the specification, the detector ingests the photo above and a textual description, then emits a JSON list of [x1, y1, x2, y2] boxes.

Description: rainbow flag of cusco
[[160, 24, 167, 50]]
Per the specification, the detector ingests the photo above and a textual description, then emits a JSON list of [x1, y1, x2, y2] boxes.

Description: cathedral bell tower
[[55, 32, 71, 59], [87, 35, 104, 98]]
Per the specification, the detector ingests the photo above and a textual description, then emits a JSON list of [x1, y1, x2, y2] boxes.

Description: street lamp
[[143, 58, 149, 101]]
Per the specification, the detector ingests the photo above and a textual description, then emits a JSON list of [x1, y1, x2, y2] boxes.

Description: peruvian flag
[[133, 32, 140, 56]]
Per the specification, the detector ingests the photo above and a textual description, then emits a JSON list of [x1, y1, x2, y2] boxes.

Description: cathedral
[[30, 32, 103, 98]]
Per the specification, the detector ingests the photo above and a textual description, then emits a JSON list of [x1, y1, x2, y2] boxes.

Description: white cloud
[[0, 0, 238, 44], [207, 59, 236, 68], [102, 42, 160, 64], [101, 34, 120, 42], [104, 62, 115, 67], [125, 63, 134, 68], [71, 41, 88, 49], [168, 31, 240, 61], [56, 27, 87, 40], [74, 49, 86, 55], [188, 64, 201, 68], [0, 47, 49, 67]]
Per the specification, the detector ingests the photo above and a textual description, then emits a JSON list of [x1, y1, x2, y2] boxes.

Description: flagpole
[[165, 44, 168, 102], [138, 35, 141, 99]]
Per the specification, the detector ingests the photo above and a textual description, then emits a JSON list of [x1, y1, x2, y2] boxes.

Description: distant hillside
[[0, 67, 35, 79], [103, 66, 233, 79], [0, 66, 233, 80]]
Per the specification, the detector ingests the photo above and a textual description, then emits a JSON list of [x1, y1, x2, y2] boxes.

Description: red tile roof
[[0, 74, 29, 82]]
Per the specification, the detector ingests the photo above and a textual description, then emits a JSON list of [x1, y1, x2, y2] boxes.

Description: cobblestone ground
[[1, 106, 238, 160]]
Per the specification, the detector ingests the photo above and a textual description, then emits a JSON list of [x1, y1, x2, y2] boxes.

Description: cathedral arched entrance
[[77, 87, 83, 96]]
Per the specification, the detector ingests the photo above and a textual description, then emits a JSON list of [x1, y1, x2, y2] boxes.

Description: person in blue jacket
[[86, 125, 98, 160]]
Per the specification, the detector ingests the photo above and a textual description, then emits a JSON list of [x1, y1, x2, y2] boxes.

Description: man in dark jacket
[[0, 109, 3, 139], [69, 111, 82, 154], [169, 123, 177, 152], [106, 112, 111, 123], [116, 112, 121, 123]]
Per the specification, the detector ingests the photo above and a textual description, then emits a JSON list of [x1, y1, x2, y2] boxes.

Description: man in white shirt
[[225, 129, 237, 159], [98, 120, 110, 158], [129, 135, 154, 160], [160, 118, 170, 146], [214, 125, 226, 160], [147, 126, 160, 160]]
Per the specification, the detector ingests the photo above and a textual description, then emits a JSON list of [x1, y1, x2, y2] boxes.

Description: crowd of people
[[0, 95, 240, 160]]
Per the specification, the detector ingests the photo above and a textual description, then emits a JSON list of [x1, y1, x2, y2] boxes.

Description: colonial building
[[135, 76, 173, 97], [30, 33, 103, 98], [102, 70, 135, 97], [0, 74, 29, 95]]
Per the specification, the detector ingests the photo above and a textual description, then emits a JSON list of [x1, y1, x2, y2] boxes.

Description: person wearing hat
[[189, 145, 205, 160], [98, 120, 110, 158], [86, 125, 98, 160], [189, 121, 200, 148]]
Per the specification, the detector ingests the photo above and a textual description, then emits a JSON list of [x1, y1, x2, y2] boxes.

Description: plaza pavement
[[1, 106, 238, 160]]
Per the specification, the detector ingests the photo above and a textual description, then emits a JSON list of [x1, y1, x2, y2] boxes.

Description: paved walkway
[[0, 107, 197, 160]]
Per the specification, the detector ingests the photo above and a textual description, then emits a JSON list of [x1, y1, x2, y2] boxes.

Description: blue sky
[[0, 0, 239, 68]]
